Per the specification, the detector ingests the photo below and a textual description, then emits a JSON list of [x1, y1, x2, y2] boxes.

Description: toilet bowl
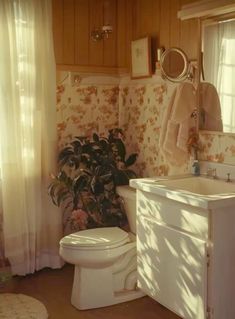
[[59, 185, 145, 310]]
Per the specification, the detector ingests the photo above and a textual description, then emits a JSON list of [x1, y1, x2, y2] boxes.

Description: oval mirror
[[160, 47, 189, 82]]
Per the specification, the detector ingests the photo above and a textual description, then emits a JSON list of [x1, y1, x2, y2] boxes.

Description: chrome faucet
[[226, 173, 231, 182], [206, 168, 217, 179]]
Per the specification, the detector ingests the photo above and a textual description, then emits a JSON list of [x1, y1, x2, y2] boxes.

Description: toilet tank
[[116, 185, 136, 234]]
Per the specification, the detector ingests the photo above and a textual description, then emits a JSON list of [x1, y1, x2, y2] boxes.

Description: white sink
[[156, 176, 235, 195], [133, 172, 235, 319], [130, 175, 235, 209]]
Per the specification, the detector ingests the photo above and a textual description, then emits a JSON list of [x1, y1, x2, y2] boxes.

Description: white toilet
[[59, 185, 144, 310]]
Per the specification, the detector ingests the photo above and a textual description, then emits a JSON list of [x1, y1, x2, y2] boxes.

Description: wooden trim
[[56, 64, 128, 75], [199, 130, 235, 137], [202, 12, 235, 25], [178, 0, 235, 21]]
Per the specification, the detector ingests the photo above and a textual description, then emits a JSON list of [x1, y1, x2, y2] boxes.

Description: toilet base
[[71, 265, 145, 310]]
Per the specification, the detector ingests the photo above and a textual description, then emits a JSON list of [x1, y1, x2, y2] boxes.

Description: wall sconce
[[91, 25, 113, 41]]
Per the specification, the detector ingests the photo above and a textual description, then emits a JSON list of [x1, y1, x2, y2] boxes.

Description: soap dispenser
[[192, 160, 200, 176]]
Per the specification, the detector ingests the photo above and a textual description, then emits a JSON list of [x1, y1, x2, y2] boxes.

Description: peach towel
[[159, 82, 196, 165]]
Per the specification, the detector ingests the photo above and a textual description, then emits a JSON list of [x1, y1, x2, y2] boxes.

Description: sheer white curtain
[[0, 0, 63, 275], [203, 20, 235, 133]]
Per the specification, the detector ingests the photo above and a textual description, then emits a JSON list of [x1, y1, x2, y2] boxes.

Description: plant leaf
[[90, 176, 104, 194], [57, 189, 71, 207], [93, 133, 99, 142], [113, 139, 126, 161], [58, 147, 73, 165], [125, 153, 138, 167], [72, 174, 89, 192]]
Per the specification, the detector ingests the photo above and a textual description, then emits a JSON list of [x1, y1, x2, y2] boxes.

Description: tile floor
[[7, 264, 181, 319]]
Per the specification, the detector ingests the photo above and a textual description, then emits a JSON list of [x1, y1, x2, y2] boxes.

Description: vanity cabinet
[[136, 189, 235, 319]]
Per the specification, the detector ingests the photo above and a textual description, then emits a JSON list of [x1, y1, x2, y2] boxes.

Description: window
[[203, 19, 235, 133]]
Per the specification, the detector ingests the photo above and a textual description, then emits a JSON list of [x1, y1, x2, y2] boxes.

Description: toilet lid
[[60, 227, 130, 249]]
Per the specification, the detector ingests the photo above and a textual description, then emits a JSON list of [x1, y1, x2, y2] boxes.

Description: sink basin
[[156, 176, 235, 195], [130, 175, 235, 209]]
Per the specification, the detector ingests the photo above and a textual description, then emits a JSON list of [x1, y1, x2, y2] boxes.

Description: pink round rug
[[0, 293, 48, 319]]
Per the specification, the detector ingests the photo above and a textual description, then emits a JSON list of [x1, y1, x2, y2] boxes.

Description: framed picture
[[131, 37, 152, 79]]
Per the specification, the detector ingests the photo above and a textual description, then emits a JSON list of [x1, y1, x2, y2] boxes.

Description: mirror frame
[[160, 47, 190, 82]]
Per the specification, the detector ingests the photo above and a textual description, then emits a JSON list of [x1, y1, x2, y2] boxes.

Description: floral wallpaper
[[56, 80, 119, 149], [118, 83, 167, 177], [56, 73, 192, 178], [199, 131, 235, 165], [118, 80, 191, 177]]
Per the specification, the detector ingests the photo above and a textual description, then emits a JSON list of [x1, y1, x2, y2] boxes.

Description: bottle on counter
[[192, 160, 200, 176]]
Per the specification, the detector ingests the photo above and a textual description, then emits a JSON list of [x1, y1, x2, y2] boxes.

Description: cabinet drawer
[[137, 190, 209, 239]]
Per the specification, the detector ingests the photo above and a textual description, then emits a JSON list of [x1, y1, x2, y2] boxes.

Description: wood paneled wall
[[52, 0, 134, 73], [52, 0, 199, 74], [133, 0, 199, 62]]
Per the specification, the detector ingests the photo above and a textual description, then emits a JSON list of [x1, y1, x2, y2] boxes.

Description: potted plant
[[48, 128, 138, 232]]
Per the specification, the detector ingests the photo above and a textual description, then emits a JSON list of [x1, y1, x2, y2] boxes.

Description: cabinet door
[[137, 217, 208, 319]]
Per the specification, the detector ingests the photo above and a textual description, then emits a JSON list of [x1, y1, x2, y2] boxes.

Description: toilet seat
[[60, 227, 130, 250]]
